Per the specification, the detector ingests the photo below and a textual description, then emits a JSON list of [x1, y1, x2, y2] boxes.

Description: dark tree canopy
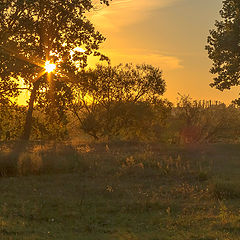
[[0, 0, 110, 139], [0, 0, 108, 84], [78, 63, 166, 105], [206, 0, 240, 92], [71, 63, 170, 140]]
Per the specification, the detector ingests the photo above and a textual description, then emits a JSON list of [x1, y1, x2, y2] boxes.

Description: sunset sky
[[88, 0, 240, 104]]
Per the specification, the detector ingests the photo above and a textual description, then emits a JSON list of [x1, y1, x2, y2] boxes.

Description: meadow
[[1, 0, 240, 239], [0, 141, 240, 240]]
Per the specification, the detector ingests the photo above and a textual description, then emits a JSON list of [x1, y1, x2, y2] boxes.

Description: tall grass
[[0, 141, 212, 180]]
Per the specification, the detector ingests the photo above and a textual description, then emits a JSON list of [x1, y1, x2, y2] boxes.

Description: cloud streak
[[90, 0, 181, 31], [89, 48, 183, 71]]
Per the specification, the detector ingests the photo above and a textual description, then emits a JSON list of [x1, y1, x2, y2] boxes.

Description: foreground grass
[[0, 142, 240, 240]]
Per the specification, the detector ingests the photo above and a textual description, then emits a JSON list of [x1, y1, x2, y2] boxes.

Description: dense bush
[[0, 103, 25, 140], [0, 103, 69, 141]]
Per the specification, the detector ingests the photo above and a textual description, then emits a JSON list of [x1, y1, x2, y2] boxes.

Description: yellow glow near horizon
[[45, 61, 56, 73]]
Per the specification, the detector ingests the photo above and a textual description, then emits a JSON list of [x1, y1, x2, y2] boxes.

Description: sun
[[45, 60, 56, 73]]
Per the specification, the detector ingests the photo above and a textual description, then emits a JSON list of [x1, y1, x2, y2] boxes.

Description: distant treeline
[[1, 93, 240, 144]]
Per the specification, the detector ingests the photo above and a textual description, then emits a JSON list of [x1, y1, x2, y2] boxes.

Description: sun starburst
[[45, 61, 56, 73]]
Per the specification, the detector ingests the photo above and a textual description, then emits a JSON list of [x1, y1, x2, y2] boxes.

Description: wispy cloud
[[89, 48, 183, 71], [90, 0, 181, 31]]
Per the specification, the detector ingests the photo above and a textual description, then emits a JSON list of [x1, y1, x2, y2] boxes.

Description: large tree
[[206, 0, 240, 97], [71, 64, 171, 140], [0, 0, 109, 140]]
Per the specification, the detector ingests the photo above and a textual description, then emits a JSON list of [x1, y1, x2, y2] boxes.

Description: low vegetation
[[0, 141, 240, 239]]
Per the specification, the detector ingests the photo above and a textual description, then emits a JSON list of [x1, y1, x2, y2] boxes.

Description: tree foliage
[[76, 63, 166, 104], [168, 94, 240, 143], [0, 0, 109, 139], [71, 64, 171, 140], [0, 103, 25, 140], [206, 0, 240, 93]]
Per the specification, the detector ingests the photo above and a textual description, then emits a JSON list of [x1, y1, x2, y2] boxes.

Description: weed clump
[[210, 180, 240, 200], [197, 171, 209, 182]]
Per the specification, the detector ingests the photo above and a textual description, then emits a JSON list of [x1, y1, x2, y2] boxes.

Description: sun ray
[[32, 69, 47, 83], [0, 45, 45, 68]]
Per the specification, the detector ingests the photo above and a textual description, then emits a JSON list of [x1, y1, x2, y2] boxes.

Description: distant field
[[0, 142, 240, 240]]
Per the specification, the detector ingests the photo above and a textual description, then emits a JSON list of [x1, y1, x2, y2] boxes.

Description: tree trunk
[[21, 81, 40, 140]]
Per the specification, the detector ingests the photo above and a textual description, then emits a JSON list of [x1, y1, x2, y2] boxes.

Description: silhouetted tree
[[71, 64, 171, 140], [0, 0, 110, 140], [206, 0, 240, 101], [76, 63, 166, 105], [0, 78, 19, 105]]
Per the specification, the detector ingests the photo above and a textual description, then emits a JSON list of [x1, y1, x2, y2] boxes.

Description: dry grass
[[0, 141, 239, 239]]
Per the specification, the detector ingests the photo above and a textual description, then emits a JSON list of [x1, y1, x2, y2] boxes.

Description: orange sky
[[18, 0, 239, 105], [88, 0, 240, 104]]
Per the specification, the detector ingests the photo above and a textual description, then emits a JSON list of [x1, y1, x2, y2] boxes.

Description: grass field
[[0, 141, 240, 240]]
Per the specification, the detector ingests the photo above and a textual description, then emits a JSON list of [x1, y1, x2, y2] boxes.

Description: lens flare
[[45, 61, 56, 73]]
